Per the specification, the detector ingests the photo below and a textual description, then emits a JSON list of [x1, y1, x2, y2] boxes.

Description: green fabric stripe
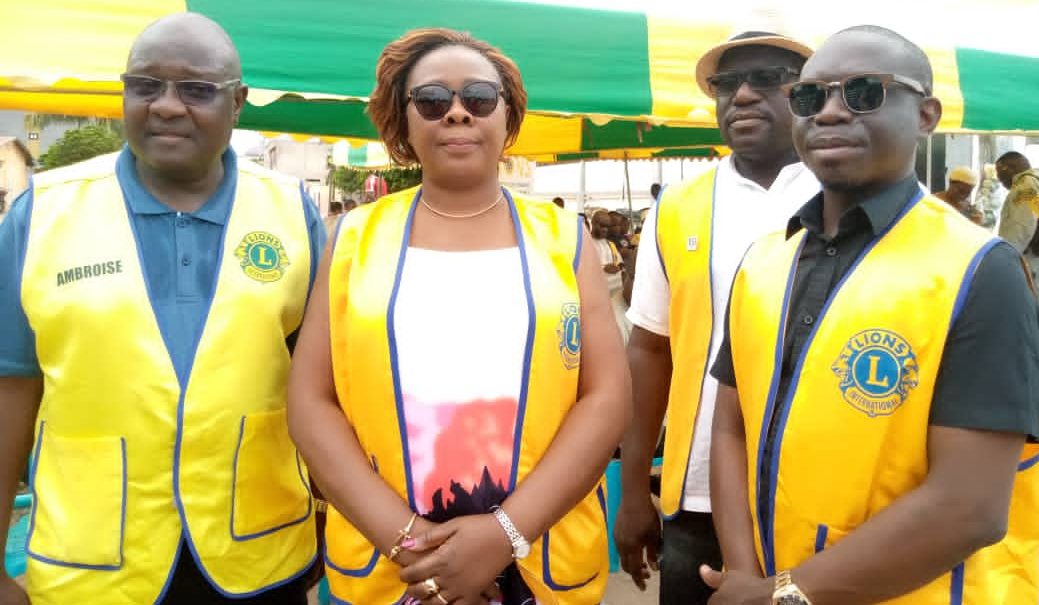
[[581, 120, 722, 151], [958, 48, 1039, 131], [347, 143, 368, 166], [652, 147, 718, 158], [188, 0, 652, 116], [239, 98, 378, 138], [554, 152, 601, 161]]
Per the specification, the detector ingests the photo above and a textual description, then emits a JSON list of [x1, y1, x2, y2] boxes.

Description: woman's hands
[[399, 514, 513, 604]]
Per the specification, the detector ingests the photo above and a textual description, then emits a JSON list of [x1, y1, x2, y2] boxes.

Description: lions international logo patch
[[234, 231, 289, 283], [832, 329, 919, 417], [556, 302, 581, 370]]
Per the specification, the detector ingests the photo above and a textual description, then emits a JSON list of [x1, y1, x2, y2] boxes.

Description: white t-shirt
[[393, 247, 527, 516], [627, 156, 820, 512]]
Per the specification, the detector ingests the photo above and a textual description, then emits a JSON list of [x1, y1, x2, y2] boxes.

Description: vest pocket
[[813, 523, 848, 553], [27, 424, 126, 569], [538, 483, 608, 590], [323, 509, 379, 578], [231, 409, 312, 540]]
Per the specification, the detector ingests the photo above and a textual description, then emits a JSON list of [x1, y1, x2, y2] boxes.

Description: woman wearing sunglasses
[[287, 28, 630, 605]]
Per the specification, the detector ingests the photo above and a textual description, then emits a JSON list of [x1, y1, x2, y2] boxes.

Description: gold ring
[[423, 577, 440, 598], [435, 592, 449, 605]]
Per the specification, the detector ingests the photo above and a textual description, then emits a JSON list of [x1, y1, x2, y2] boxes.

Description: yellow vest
[[730, 192, 1039, 603], [325, 186, 607, 604], [655, 169, 717, 517], [20, 153, 317, 604]]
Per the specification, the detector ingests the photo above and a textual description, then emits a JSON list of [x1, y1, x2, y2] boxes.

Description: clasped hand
[[398, 514, 514, 605]]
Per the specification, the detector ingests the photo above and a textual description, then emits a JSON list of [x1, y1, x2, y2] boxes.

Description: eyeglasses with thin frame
[[705, 66, 801, 98], [407, 81, 505, 121], [783, 73, 928, 118], [120, 74, 241, 106]]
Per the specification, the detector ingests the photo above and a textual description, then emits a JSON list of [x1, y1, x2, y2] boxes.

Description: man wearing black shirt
[[702, 26, 1039, 604]]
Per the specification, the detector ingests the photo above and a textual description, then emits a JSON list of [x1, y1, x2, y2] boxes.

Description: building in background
[[261, 138, 330, 213]]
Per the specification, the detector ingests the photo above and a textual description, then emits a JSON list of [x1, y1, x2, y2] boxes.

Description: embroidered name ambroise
[[56, 260, 123, 286]]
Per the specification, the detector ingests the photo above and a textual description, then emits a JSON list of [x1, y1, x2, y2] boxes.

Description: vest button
[[802, 314, 814, 325], [826, 246, 838, 257], [181, 255, 192, 266]]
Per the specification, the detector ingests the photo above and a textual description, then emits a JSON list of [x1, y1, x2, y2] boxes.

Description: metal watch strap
[[492, 507, 528, 558], [773, 570, 813, 605]]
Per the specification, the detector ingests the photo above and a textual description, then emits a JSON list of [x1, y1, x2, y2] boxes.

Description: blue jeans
[[660, 511, 722, 605]]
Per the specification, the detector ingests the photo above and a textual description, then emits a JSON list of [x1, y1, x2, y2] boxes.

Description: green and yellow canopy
[[2, 0, 1038, 159]]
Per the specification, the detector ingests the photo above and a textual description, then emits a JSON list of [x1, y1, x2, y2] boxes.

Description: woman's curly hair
[[368, 28, 527, 165]]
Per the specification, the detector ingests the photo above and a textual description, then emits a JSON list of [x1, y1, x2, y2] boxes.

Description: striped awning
[[2, 0, 1038, 159]]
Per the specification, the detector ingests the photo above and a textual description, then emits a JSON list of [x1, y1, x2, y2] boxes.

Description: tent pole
[[926, 135, 933, 190], [624, 152, 633, 218], [578, 160, 586, 214]]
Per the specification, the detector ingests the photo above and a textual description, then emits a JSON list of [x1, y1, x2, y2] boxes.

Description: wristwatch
[[773, 570, 812, 605], [492, 507, 531, 559]]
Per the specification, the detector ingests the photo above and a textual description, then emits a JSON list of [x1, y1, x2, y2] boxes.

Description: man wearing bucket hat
[[614, 31, 819, 604], [935, 165, 981, 223]]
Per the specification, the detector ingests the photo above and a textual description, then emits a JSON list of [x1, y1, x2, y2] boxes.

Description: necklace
[[421, 190, 504, 219]]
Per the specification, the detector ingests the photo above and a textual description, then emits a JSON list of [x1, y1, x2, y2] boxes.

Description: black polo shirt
[[711, 174, 1039, 437]]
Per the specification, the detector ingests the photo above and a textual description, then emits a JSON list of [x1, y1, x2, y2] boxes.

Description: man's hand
[[604, 264, 623, 274], [0, 576, 28, 605], [613, 492, 660, 590], [701, 565, 772, 605]]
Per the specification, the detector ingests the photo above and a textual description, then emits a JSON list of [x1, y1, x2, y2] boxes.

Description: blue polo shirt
[[0, 147, 326, 380]]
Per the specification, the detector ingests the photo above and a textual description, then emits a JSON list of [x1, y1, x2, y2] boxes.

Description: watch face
[[775, 595, 809, 605], [514, 542, 531, 559]]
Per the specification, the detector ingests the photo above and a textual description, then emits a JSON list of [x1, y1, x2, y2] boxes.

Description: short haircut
[[837, 25, 933, 95], [368, 28, 527, 166], [998, 151, 1028, 165], [329, 201, 344, 212]]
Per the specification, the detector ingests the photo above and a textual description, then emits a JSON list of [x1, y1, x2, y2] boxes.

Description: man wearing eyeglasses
[[704, 25, 1039, 604], [614, 32, 818, 605], [0, 13, 325, 605]]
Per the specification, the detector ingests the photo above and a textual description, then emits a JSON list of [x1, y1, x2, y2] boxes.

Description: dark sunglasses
[[705, 66, 800, 98], [408, 81, 505, 121], [120, 74, 241, 106], [783, 73, 928, 117]]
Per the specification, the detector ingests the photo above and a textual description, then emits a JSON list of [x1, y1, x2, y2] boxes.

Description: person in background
[[592, 210, 632, 342], [630, 207, 650, 247], [343, 198, 358, 213], [615, 31, 818, 605], [608, 210, 632, 249], [707, 25, 1039, 604], [975, 163, 1005, 230], [650, 183, 662, 202], [324, 200, 344, 234], [286, 27, 629, 605], [552, 196, 565, 208], [997, 151, 1039, 253], [0, 13, 324, 605], [935, 166, 982, 223]]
